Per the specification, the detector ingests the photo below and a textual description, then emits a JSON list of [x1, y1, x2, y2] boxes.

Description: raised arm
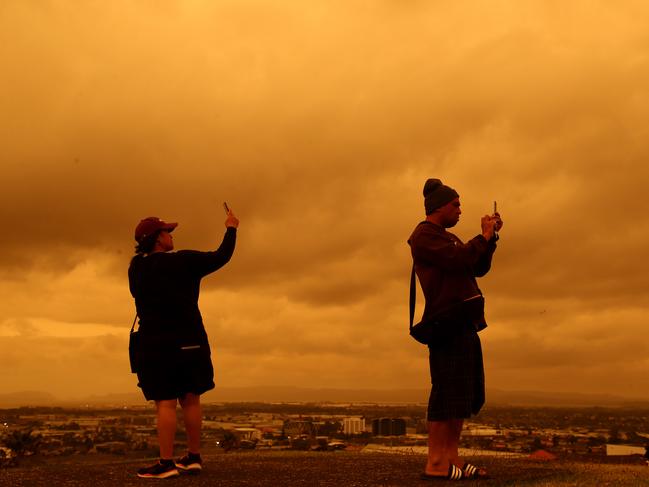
[[411, 226, 492, 272], [473, 211, 502, 276], [473, 239, 497, 277], [184, 208, 239, 277]]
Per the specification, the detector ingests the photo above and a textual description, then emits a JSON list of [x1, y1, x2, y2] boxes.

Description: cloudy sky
[[1, 0, 648, 401]]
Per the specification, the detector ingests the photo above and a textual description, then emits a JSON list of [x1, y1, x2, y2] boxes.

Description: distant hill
[[487, 389, 649, 408], [203, 386, 427, 404], [0, 391, 59, 408], [207, 387, 649, 408], [1, 387, 648, 408]]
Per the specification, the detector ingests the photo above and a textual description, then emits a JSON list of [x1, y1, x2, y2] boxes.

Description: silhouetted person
[[408, 179, 502, 480], [129, 209, 239, 479]]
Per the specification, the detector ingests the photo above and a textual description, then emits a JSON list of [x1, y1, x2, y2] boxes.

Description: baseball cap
[[134, 217, 178, 243]]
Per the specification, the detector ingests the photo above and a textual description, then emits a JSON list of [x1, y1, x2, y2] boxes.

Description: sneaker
[[175, 453, 202, 474], [137, 460, 180, 479]]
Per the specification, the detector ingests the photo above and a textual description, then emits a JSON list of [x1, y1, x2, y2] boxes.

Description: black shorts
[[427, 328, 485, 421], [135, 335, 215, 401]]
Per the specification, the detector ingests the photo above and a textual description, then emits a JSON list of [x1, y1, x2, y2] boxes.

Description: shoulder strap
[[409, 264, 416, 330], [130, 313, 138, 334], [409, 220, 433, 331]]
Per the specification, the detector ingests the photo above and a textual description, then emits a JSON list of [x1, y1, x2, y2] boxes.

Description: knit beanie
[[423, 178, 459, 215]]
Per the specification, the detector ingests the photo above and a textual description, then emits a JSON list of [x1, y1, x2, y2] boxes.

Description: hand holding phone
[[493, 201, 502, 234], [223, 202, 239, 228]]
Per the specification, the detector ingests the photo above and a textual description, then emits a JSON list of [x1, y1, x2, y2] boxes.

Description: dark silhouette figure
[[408, 179, 502, 480], [128, 210, 239, 478]]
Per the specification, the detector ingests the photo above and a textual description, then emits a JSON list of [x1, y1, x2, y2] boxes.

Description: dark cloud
[[1, 0, 648, 398]]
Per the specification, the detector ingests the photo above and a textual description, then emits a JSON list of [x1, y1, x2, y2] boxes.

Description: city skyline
[[1, 1, 648, 401]]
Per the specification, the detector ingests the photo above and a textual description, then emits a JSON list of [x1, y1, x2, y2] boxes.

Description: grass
[[1, 450, 648, 486]]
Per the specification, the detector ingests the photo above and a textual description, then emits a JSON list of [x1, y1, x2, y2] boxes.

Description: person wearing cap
[[128, 210, 239, 479], [408, 179, 502, 481]]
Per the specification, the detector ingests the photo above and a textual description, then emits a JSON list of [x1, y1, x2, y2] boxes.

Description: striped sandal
[[462, 462, 489, 479], [420, 464, 465, 481]]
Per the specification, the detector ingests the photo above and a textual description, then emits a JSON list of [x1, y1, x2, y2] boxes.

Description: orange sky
[[1, 0, 648, 401]]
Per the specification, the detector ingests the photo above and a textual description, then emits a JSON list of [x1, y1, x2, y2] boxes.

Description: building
[[391, 418, 406, 436], [606, 444, 646, 456], [342, 417, 365, 435], [372, 418, 406, 436]]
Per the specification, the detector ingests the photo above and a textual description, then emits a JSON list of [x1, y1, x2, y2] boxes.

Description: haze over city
[[1, 1, 648, 402]]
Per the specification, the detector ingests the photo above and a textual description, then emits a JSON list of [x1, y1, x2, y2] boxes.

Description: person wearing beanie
[[128, 209, 239, 479], [423, 178, 459, 216], [408, 179, 502, 481]]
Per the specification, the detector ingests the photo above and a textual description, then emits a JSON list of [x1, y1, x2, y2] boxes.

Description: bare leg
[[449, 419, 488, 477], [447, 418, 464, 467], [425, 420, 451, 476], [156, 399, 178, 459], [179, 393, 202, 454]]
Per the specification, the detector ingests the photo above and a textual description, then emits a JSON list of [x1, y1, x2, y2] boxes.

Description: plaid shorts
[[427, 328, 485, 421]]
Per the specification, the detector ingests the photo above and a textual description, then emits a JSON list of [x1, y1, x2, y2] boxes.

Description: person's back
[[128, 212, 239, 479], [129, 248, 231, 339]]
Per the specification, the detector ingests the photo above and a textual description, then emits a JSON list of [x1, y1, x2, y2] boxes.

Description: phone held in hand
[[493, 201, 499, 240]]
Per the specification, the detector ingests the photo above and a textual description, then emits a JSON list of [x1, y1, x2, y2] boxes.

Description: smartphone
[[223, 202, 230, 214], [494, 201, 497, 214]]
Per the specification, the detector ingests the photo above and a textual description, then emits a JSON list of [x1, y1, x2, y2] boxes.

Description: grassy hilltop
[[2, 450, 648, 487]]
